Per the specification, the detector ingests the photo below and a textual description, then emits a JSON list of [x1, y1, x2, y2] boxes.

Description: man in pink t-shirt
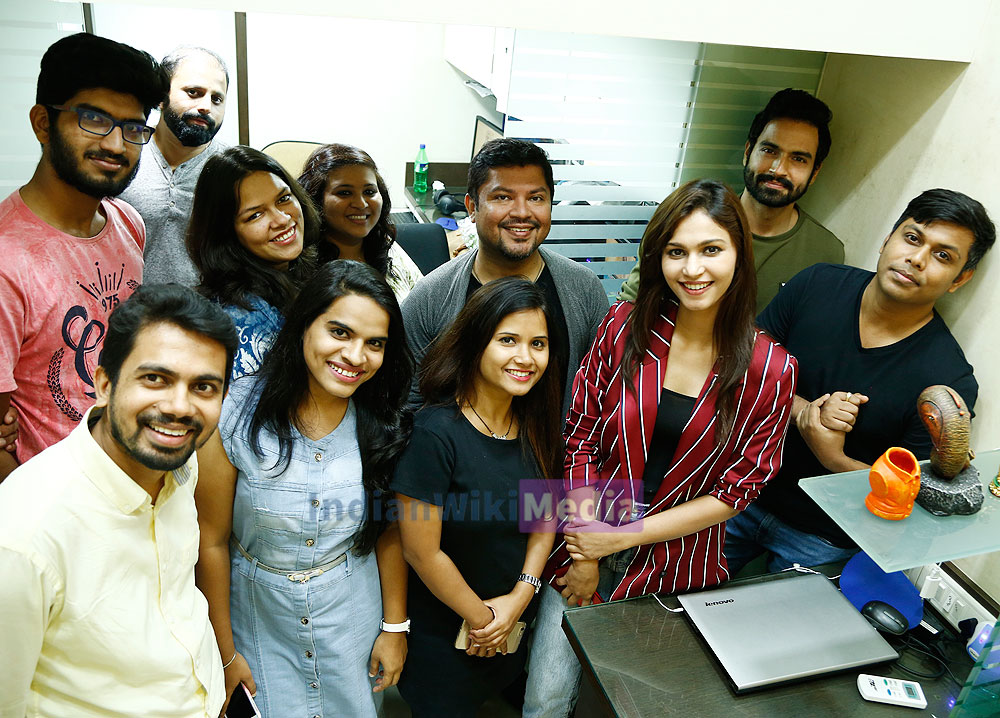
[[0, 33, 168, 479]]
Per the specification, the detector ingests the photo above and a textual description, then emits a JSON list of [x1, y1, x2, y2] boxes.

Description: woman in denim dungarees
[[195, 261, 414, 717]]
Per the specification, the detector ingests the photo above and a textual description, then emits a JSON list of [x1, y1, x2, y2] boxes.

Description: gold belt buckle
[[287, 568, 324, 583]]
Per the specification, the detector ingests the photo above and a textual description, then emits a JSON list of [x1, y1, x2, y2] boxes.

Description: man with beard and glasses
[[620, 88, 843, 314], [0, 283, 237, 718], [401, 138, 609, 412], [120, 46, 229, 286], [0, 33, 166, 480]]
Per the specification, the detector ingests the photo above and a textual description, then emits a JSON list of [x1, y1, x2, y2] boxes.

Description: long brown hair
[[419, 277, 563, 480], [622, 178, 757, 443]]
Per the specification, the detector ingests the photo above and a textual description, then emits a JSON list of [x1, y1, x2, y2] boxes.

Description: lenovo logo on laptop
[[705, 599, 735, 607]]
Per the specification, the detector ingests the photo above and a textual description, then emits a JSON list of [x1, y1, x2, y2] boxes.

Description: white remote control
[[857, 674, 927, 709]]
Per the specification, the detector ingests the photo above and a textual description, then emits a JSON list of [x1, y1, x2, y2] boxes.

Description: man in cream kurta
[[0, 283, 237, 718]]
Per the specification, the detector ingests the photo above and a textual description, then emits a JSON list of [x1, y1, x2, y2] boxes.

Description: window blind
[[500, 31, 824, 298]]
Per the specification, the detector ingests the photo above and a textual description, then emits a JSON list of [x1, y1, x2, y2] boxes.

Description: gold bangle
[[222, 651, 237, 669]]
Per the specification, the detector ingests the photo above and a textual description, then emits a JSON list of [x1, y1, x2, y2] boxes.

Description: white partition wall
[[100, 0, 991, 63], [244, 13, 503, 207], [90, 4, 241, 148], [505, 30, 697, 201], [500, 31, 697, 297], [0, 0, 85, 193]]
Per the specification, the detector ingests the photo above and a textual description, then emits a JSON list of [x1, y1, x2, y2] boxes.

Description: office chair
[[261, 140, 323, 177], [394, 223, 450, 275]]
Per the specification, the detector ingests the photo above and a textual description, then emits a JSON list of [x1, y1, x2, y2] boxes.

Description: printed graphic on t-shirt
[[48, 260, 140, 421]]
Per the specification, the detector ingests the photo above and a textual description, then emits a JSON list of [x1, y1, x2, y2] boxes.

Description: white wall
[[811, 51, 999, 454], [807, 5, 1000, 600], [91, 4, 241, 148], [96, 0, 993, 62], [89, 6, 504, 206], [244, 13, 502, 206]]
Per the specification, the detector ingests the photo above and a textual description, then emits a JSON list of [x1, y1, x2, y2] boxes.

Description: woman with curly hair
[[298, 143, 422, 301]]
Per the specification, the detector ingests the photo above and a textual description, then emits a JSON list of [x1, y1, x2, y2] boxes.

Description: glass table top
[[799, 448, 1000, 573]]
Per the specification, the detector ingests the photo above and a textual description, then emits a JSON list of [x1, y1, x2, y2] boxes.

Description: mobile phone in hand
[[226, 683, 261, 718]]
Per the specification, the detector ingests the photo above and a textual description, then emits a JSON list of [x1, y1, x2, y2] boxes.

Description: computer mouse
[[861, 600, 909, 635]]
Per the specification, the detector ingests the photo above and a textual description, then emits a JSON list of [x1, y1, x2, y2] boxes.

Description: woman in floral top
[[187, 146, 319, 380]]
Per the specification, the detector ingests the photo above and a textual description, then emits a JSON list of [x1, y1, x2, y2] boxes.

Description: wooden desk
[[562, 572, 969, 717]]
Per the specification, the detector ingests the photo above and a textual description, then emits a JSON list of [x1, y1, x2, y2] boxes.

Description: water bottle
[[414, 144, 429, 194]]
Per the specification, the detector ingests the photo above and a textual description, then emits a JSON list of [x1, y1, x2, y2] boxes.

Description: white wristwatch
[[517, 573, 542, 594], [380, 618, 411, 633]]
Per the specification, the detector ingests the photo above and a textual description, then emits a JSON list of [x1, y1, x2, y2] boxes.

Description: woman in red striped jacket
[[523, 178, 798, 718]]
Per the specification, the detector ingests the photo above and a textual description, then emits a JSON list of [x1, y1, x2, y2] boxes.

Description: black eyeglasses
[[47, 104, 155, 145]]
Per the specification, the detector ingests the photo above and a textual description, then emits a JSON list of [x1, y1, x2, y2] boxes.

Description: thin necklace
[[467, 403, 514, 440]]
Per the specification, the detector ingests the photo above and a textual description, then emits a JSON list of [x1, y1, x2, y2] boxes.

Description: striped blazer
[[545, 300, 797, 601]]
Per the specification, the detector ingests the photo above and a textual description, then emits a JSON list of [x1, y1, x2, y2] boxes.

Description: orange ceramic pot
[[866, 447, 921, 520]]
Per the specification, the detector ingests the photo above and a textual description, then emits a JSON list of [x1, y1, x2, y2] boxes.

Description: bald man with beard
[[120, 46, 230, 286]]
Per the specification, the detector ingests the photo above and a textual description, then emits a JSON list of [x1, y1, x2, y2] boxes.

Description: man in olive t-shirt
[[751, 206, 842, 314], [620, 89, 843, 314]]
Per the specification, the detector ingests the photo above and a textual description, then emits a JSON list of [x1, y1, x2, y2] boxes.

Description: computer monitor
[[471, 115, 504, 161]]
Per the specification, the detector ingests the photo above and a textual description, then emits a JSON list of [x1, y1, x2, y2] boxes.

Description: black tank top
[[640, 387, 697, 506]]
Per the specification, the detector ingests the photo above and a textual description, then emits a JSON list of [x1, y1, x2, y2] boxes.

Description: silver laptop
[[677, 573, 899, 693]]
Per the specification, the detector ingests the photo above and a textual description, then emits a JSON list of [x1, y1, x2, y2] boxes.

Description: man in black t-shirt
[[725, 189, 996, 574]]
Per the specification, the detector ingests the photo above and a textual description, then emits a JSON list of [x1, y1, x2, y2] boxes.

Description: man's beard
[[108, 404, 203, 473], [48, 123, 139, 199], [162, 104, 220, 147], [482, 220, 545, 262], [743, 165, 809, 209]]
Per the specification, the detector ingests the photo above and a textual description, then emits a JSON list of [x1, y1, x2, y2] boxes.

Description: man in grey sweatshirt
[[401, 138, 609, 414]]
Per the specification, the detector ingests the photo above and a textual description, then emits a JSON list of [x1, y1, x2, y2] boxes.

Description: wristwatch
[[380, 618, 411, 633], [517, 573, 542, 594]]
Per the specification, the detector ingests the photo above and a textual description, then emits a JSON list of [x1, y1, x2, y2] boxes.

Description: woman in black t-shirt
[[391, 277, 563, 717]]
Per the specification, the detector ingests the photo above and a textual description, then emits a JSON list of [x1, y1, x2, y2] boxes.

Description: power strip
[[909, 564, 997, 636]]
